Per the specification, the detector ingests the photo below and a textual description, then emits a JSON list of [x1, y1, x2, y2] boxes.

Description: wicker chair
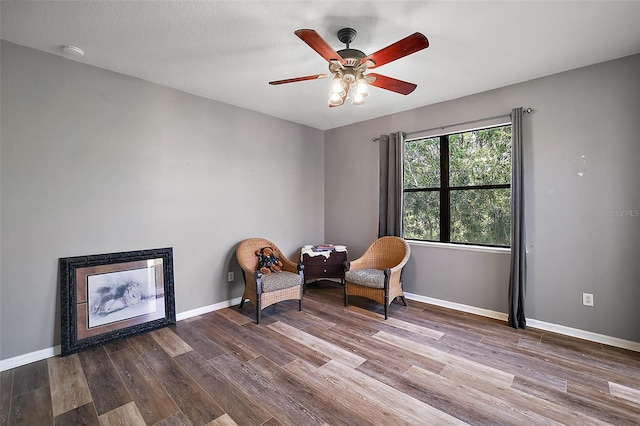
[[236, 238, 304, 324], [344, 236, 411, 319]]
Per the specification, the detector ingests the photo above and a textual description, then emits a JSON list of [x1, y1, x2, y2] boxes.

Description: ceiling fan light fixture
[[330, 74, 346, 95], [352, 92, 366, 106], [355, 75, 369, 97], [328, 91, 344, 106]]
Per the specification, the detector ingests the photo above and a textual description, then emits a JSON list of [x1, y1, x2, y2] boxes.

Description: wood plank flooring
[[1, 280, 639, 425]]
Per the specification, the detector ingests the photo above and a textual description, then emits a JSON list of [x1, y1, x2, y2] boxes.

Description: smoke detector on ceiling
[[61, 45, 85, 58]]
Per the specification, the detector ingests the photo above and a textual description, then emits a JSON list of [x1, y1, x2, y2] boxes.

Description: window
[[403, 124, 512, 247]]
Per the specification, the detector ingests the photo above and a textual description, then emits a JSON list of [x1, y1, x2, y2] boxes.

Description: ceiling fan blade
[[269, 74, 330, 85], [295, 29, 345, 65], [366, 73, 417, 95], [363, 33, 429, 68]]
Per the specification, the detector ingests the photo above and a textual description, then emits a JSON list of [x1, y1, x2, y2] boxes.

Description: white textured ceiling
[[2, 1, 639, 130]]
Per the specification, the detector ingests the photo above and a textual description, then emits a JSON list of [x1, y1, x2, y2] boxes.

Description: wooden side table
[[301, 246, 347, 284]]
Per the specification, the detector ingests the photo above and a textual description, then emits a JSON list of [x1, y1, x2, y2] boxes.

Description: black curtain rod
[[372, 108, 532, 142]]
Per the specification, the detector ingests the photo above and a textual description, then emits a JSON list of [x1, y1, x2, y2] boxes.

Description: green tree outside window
[[403, 125, 511, 247]]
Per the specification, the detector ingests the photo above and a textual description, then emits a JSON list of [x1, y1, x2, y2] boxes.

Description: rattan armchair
[[236, 238, 304, 324], [344, 236, 411, 319]]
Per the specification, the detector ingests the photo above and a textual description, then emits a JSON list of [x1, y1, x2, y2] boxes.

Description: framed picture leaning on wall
[[59, 247, 176, 356]]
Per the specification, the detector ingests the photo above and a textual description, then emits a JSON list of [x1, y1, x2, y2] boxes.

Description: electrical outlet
[[582, 293, 594, 307], [227, 271, 234, 282]]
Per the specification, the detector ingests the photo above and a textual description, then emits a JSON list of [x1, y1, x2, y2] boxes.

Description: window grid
[[403, 125, 511, 248]]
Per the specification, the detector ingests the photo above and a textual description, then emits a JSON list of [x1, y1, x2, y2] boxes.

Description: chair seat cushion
[[345, 268, 385, 289], [261, 271, 301, 292]]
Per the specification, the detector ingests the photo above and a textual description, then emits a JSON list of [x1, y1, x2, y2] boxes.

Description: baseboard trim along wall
[[2, 294, 638, 371], [0, 297, 243, 372], [405, 293, 510, 322], [0, 346, 61, 372], [405, 292, 640, 353], [175, 297, 243, 322]]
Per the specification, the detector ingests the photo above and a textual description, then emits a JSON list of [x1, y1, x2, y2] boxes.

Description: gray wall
[[2, 41, 638, 362], [325, 54, 640, 343], [0, 42, 325, 360]]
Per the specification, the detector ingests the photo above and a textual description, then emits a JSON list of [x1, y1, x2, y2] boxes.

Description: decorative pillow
[[345, 268, 385, 288]]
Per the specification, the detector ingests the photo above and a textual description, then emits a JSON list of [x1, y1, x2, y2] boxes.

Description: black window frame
[[403, 125, 512, 248]]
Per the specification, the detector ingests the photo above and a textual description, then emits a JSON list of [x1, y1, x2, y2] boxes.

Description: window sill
[[407, 240, 510, 255]]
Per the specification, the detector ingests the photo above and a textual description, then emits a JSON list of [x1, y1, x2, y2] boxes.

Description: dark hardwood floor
[[2, 280, 639, 425]]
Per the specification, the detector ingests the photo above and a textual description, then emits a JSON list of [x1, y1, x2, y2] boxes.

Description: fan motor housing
[[337, 48, 366, 65], [335, 28, 369, 68]]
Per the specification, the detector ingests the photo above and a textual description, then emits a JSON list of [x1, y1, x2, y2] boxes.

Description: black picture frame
[[60, 247, 175, 356]]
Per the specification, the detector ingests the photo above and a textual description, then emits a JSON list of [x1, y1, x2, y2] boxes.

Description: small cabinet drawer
[[303, 254, 344, 266], [304, 265, 339, 277]]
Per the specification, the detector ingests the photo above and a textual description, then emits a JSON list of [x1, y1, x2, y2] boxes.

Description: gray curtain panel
[[508, 107, 526, 329], [378, 132, 404, 237]]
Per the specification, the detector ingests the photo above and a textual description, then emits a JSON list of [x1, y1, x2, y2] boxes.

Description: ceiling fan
[[269, 28, 429, 107]]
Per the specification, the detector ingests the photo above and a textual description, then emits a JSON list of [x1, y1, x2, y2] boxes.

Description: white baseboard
[[405, 293, 509, 322], [0, 346, 61, 372], [175, 297, 242, 321], [0, 297, 243, 372], [525, 318, 640, 353], [4, 294, 638, 371], [405, 292, 640, 353]]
